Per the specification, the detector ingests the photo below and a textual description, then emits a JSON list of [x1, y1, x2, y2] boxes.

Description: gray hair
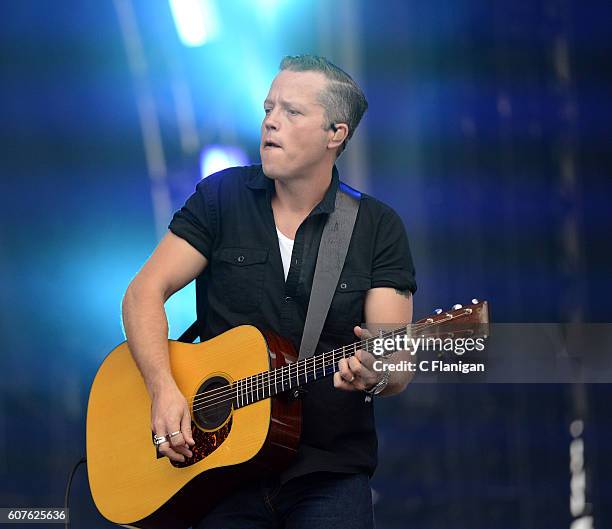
[[279, 54, 368, 157]]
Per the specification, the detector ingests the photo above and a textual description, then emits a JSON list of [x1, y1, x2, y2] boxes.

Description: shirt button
[[237, 255, 245, 263], [340, 282, 347, 289], [284, 296, 292, 303]]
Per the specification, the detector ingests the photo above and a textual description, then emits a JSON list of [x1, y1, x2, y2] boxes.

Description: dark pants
[[193, 471, 375, 529]]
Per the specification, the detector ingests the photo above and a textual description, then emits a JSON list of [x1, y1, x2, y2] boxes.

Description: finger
[[333, 371, 357, 391], [169, 432, 193, 461], [355, 349, 374, 370], [153, 416, 187, 462], [169, 431, 186, 448], [354, 325, 374, 340], [155, 437, 185, 462], [347, 355, 364, 377], [349, 356, 380, 390], [153, 420, 167, 439], [158, 444, 186, 463], [160, 427, 185, 462], [181, 407, 195, 446], [173, 444, 193, 458], [162, 423, 188, 462], [337, 358, 355, 383]]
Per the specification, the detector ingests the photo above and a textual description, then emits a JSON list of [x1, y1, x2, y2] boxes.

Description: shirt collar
[[248, 164, 340, 215]]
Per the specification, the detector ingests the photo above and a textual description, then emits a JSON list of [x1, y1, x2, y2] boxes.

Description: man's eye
[[264, 108, 271, 114], [288, 109, 299, 115]]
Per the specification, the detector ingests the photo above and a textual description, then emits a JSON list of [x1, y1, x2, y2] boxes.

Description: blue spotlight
[[169, 0, 220, 47], [200, 145, 249, 178]]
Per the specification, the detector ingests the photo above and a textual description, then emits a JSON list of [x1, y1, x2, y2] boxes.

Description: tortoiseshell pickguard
[[164, 416, 232, 468]]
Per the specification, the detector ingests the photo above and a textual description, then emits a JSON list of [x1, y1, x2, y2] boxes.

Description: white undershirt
[[276, 227, 295, 281]]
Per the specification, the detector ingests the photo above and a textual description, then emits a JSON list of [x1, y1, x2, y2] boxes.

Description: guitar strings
[[187, 316, 446, 408], [188, 311, 471, 413], [191, 352, 356, 414], [189, 313, 469, 413], [190, 326, 431, 412], [188, 312, 470, 412]]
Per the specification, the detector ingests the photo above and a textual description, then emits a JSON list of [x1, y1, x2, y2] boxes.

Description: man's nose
[[264, 119, 278, 131], [264, 110, 279, 130]]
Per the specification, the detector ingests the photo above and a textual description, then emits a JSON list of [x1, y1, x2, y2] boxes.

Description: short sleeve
[[370, 206, 417, 294], [168, 178, 217, 259]]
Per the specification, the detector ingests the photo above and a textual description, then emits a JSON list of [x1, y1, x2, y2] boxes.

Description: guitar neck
[[230, 302, 488, 410], [231, 324, 410, 409]]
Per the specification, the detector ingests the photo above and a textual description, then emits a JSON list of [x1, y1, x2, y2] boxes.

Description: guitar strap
[[298, 182, 361, 359], [178, 181, 362, 350]]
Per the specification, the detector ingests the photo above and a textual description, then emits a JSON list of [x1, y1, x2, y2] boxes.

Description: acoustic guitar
[[87, 300, 489, 528]]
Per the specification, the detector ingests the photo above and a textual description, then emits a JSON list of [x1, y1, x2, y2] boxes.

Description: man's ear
[[328, 123, 349, 150]]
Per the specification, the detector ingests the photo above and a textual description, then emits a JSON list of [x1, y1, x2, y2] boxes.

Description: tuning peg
[[434, 308, 442, 315], [472, 298, 479, 304], [452, 304, 463, 310]]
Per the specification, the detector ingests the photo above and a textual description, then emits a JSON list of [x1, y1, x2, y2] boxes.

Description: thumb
[[354, 325, 373, 339]]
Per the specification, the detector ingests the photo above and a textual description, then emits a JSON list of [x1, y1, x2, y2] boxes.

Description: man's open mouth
[[264, 140, 282, 148]]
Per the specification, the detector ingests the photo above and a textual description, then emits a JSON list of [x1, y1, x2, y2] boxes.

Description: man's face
[[260, 69, 333, 180]]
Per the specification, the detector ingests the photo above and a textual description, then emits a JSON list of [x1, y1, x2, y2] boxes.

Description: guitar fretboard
[[231, 325, 413, 408]]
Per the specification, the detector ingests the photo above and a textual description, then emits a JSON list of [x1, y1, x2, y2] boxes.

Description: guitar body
[[86, 325, 301, 528], [87, 300, 489, 528]]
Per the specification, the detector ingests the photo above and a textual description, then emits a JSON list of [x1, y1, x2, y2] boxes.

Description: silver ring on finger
[[168, 430, 182, 438], [153, 434, 169, 446]]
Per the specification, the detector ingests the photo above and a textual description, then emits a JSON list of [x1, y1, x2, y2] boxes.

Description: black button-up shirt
[[168, 164, 416, 484]]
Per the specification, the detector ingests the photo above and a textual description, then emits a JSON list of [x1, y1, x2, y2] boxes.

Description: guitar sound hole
[[193, 376, 233, 430]]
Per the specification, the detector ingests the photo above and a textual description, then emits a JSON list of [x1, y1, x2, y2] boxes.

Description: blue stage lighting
[[169, 0, 220, 47], [200, 145, 249, 178]]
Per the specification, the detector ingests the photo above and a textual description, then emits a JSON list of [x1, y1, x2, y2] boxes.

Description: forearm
[[121, 283, 176, 397], [362, 287, 414, 397]]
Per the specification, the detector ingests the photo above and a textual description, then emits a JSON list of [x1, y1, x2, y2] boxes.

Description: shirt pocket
[[214, 247, 269, 313], [327, 274, 372, 326]]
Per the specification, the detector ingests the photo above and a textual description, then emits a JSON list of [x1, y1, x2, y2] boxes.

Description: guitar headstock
[[416, 299, 489, 326], [414, 299, 489, 339]]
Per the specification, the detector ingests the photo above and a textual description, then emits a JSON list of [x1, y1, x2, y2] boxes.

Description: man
[[122, 54, 416, 528]]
